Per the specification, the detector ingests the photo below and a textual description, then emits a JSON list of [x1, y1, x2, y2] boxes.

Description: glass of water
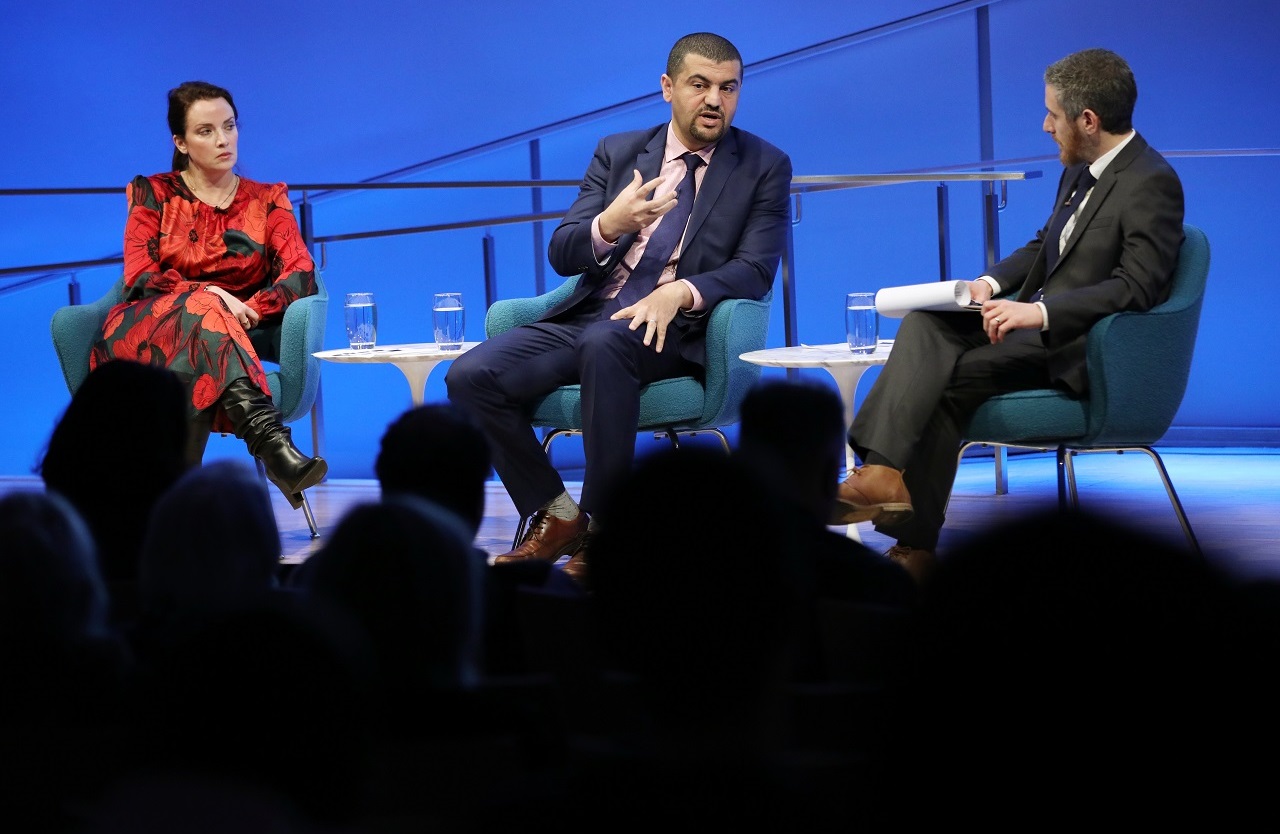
[[433, 292, 465, 350], [846, 292, 878, 354], [344, 292, 377, 350]]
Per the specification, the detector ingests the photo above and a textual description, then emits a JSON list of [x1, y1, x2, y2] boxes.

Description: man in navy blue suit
[[447, 32, 792, 583]]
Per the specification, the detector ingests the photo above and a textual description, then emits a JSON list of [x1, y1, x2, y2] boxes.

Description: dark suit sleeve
[[986, 147, 1184, 348], [547, 136, 621, 281], [681, 147, 792, 312]]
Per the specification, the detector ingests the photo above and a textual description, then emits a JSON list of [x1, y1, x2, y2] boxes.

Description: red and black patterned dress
[[91, 172, 317, 432]]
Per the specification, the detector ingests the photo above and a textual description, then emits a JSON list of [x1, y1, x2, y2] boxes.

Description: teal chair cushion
[[484, 276, 772, 434], [964, 223, 1209, 448], [50, 271, 328, 426]]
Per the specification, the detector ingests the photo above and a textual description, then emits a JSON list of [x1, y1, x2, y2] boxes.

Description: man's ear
[[1079, 107, 1102, 136]]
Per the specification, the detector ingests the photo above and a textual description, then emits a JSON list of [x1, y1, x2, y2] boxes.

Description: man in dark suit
[[831, 48, 1185, 580], [446, 32, 792, 583]]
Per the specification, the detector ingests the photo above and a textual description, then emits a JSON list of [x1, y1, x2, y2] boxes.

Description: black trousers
[[849, 310, 1056, 551]]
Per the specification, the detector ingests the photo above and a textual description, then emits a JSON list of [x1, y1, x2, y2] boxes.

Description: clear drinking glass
[[344, 292, 377, 350], [846, 292, 878, 354], [433, 292, 465, 350]]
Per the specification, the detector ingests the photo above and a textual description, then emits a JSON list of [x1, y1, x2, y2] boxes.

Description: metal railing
[[1, 168, 1042, 343]]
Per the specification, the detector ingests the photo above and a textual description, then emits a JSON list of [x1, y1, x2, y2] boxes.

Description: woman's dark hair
[[167, 80, 237, 171]]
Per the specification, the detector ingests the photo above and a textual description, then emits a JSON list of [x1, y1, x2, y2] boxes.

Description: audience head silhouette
[[893, 508, 1244, 826], [136, 459, 282, 648], [375, 402, 492, 536], [590, 446, 801, 749], [737, 378, 846, 523], [38, 359, 188, 584], [297, 494, 485, 705], [0, 489, 111, 651]]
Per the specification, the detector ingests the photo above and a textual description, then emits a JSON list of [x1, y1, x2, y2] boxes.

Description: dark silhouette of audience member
[[0, 490, 134, 830], [296, 494, 484, 701], [375, 402, 493, 537], [471, 446, 830, 831], [374, 401, 585, 678], [735, 378, 918, 681], [116, 591, 376, 831], [37, 359, 188, 598], [884, 508, 1263, 829], [131, 460, 282, 663], [294, 494, 558, 830], [590, 446, 804, 758]]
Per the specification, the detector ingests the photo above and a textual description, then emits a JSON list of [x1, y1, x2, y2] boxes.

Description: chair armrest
[[485, 276, 578, 338], [276, 290, 328, 423], [49, 276, 126, 394], [699, 291, 772, 426]]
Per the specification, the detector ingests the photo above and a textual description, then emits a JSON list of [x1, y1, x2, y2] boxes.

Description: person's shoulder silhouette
[[39, 359, 188, 588]]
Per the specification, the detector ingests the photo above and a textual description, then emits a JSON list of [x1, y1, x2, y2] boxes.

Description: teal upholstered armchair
[[485, 277, 773, 544], [50, 271, 329, 537], [954, 223, 1210, 553]]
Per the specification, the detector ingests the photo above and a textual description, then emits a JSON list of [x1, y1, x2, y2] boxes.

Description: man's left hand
[[981, 299, 1040, 344], [610, 282, 693, 353]]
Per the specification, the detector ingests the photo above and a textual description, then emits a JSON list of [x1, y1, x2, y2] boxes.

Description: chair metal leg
[[1133, 447, 1202, 556], [300, 490, 320, 539], [1067, 446, 1202, 556], [993, 445, 1008, 495], [1055, 446, 1070, 512], [1064, 449, 1080, 509]]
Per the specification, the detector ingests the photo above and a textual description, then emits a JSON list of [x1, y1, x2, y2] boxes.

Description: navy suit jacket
[[989, 131, 1185, 395], [544, 123, 792, 367]]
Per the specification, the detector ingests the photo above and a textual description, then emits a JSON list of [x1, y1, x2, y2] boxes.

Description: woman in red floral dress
[[92, 80, 326, 505]]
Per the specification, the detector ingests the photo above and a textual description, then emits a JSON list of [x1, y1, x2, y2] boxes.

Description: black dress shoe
[[495, 510, 588, 563]]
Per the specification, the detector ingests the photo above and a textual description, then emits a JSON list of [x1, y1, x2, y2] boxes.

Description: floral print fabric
[[91, 173, 317, 431]]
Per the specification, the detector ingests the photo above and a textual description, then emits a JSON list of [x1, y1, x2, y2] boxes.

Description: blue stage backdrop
[[3, 0, 1276, 479]]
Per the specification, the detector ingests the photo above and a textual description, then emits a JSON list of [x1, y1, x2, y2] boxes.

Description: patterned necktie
[[1041, 167, 1097, 277], [616, 152, 705, 308]]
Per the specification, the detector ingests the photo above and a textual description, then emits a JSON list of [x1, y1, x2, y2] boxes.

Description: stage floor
[[6, 447, 1279, 582]]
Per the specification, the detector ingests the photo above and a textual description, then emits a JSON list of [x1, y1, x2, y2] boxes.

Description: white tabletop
[[314, 341, 480, 405], [313, 341, 481, 363], [739, 340, 894, 368]]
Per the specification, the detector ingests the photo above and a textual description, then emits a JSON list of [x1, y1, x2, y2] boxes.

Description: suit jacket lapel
[[684, 128, 739, 245], [1055, 132, 1149, 269], [604, 127, 668, 274]]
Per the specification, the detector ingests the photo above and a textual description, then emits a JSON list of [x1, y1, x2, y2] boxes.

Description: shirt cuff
[[679, 279, 705, 312], [976, 275, 1000, 295], [590, 215, 615, 264], [1035, 300, 1049, 331]]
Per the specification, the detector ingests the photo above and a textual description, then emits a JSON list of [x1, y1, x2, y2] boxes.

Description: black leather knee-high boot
[[220, 378, 327, 506]]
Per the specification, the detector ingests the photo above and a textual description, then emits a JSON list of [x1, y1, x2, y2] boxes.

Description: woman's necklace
[[182, 172, 239, 209]]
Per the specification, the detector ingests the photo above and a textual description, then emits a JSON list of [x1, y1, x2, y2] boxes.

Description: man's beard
[[687, 110, 726, 145], [1057, 122, 1086, 166]]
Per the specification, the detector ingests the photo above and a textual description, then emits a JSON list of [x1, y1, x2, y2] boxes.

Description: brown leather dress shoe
[[829, 464, 914, 526], [884, 544, 936, 583], [560, 532, 592, 587], [495, 510, 588, 564]]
